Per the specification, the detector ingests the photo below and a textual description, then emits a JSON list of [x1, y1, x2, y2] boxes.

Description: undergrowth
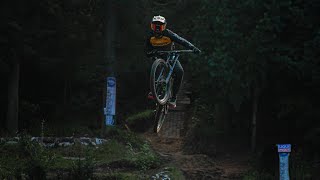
[[243, 151, 313, 179], [0, 127, 162, 179]]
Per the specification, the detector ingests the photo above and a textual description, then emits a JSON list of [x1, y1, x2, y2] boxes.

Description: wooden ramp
[[157, 81, 191, 139]]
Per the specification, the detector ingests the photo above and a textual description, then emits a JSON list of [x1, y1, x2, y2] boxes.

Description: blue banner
[[277, 144, 291, 180], [105, 77, 116, 125], [105, 115, 114, 126]]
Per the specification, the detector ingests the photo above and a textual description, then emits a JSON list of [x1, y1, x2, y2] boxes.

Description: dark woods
[[0, 0, 150, 135], [1, 0, 106, 134], [0, 0, 319, 169], [187, 0, 320, 167]]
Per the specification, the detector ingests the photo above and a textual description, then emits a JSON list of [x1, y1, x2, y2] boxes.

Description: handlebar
[[157, 50, 194, 54]]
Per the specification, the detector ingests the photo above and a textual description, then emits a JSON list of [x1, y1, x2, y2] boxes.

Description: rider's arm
[[145, 34, 155, 58], [165, 29, 197, 50]]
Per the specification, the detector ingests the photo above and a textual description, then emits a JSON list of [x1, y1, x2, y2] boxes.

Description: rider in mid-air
[[146, 15, 200, 108]]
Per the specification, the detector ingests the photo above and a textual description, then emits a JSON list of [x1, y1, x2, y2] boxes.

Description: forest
[[1, 0, 319, 179]]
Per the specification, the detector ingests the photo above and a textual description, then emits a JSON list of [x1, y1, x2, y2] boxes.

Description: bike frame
[[156, 50, 193, 88], [151, 49, 194, 133]]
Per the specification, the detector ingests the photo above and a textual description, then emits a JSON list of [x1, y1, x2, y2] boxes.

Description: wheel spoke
[[151, 59, 169, 105], [156, 106, 166, 132]]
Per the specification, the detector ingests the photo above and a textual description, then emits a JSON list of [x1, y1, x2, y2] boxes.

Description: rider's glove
[[193, 47, 201, 54]]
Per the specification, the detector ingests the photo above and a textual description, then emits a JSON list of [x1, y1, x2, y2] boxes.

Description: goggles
[[151, 23, 166, 32]]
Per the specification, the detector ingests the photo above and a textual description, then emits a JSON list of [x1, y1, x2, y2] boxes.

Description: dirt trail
[[144, 82, 251, 179]]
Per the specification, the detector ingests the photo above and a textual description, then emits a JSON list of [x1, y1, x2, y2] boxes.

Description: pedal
[[147, 95, 155, 100], [169, 104, 176, 109]]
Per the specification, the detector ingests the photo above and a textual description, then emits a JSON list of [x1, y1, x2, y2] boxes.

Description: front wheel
[[153, 104, 168, 133], [150, 58, 170, 105]]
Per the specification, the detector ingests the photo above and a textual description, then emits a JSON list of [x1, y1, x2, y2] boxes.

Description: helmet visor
[[151, 22, 166, 32]]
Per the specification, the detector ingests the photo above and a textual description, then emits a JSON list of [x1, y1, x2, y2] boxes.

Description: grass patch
[[95, 172, 146, 180], [243, 150, 314, 180], [129, 143, 161, 170], [95, 139, 130, 164], [0, 135, 56, 179], [0, 128, 162, 179], [125, 110, 154, 132], [166, 166, 185, 180], [126, 110, 154, 123]]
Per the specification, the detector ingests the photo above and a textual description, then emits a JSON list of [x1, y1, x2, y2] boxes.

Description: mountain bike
[[150, 49, 194, 133]]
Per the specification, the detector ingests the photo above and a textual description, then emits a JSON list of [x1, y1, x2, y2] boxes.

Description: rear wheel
[[150, 58, 170, 105]]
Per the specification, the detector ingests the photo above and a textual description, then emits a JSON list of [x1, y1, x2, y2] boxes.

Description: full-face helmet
[[151, 15, 167, 33]]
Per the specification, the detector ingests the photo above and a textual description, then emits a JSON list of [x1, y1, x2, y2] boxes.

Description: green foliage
[[0, 129, 162, 178], [130, 142, 160, 170], [69, 150, 95, 180], [101, 128, 161, 170], [244, 157, 313, 180], [125, 110, 154, 124], [187, 0, 315, 109], [0, 144, 26, 178], [183, 0, 320, 161], [95, 139, 129, 164], [103, 126, 145, 149], [290, 151, 313, 179], [243, 170, 275, 180], [125, 110, 154, 132], [243, 149, 313, 180], [0, 134, 56, 179], [166, 166, 185, 180], [95, 172, 142, 180], [19, 136, 56, 179], [1, 0, 319, 177], [0, 0, 158, 132]]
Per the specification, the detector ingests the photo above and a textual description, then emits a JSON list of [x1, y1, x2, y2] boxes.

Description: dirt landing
[[144, 82, 250, 179]]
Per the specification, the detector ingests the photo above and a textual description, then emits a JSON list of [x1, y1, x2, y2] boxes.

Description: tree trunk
[[64, 79, 67, 106], [251, 87, 259, 152], [215, 101, 232, 134], [105, 0, 117, 77], [101, 89, 105, 131], [215, 102, 224, 132], [6, 58, 20, 133]]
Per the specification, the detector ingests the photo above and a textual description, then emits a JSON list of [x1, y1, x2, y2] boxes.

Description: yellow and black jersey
[[145, 29, 195, 57], [149, 36, 172, 47]]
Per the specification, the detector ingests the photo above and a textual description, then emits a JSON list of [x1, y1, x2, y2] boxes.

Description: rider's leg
[[170, 60, 184, 104]]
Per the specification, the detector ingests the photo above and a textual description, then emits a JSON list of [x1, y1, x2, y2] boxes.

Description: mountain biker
[[145, 15, 200, 108]]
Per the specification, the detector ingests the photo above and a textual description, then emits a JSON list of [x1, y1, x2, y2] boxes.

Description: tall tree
[[5, 1, 24, 132], [6, 50, 20, 132], [187, 0, 315, 151], [105, 0, 117, 77]]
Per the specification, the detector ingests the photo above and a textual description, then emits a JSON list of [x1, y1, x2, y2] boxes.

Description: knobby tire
[[153, 104, 167, 133], [150, 58, 170, 105]]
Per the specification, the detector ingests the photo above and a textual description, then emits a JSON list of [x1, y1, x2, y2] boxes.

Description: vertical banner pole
[[277, 144, 291, 180]]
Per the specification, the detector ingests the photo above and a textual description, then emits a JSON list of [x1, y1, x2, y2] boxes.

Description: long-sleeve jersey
[[145, 29, 196, 57]]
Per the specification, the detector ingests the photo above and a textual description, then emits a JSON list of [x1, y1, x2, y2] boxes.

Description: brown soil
[[144, 82, 251, 180]]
